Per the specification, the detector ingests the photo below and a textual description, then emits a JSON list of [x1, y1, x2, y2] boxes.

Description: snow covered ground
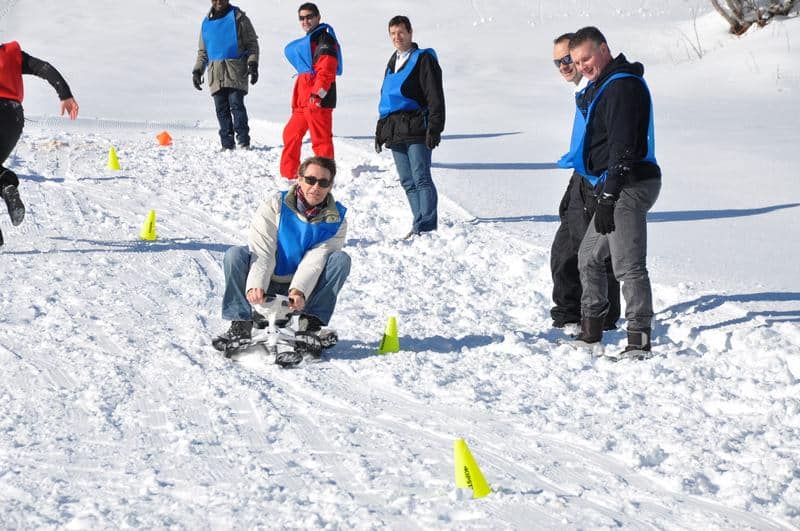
[[1, 0, 799, 528]]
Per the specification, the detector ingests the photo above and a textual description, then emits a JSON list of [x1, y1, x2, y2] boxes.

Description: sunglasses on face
[[301, 175, 332, 188], [298, 13, 318, 21], [553, 54, 573, 68]]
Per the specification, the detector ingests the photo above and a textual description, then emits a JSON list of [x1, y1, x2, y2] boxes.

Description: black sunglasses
[[553, 54, 573, 68], [298, 13, 318, 21], [301, 175, 332, 188]]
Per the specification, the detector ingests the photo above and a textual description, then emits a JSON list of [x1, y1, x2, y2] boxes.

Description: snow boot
[[297, 314, 324, 332], [620, 328, 651, 359], [212, 320, 253, 352], [1, 184, 25, 226], [575, 316, 603, 344]]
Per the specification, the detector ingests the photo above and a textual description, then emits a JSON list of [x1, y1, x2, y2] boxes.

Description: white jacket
[[245, 187, 347, 297]]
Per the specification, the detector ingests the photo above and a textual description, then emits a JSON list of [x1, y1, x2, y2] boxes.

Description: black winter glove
[[374, 136, 382, 154], [248, 62, 258, 85], [594, 193, 617, 234], [192, 71, 203, 91], [425, 130, 441, 150]]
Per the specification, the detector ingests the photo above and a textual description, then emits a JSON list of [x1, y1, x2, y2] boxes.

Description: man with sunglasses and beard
[[213, 156, 350, 352], [193, 0, 259, 151], [551, 33, 620, 332]]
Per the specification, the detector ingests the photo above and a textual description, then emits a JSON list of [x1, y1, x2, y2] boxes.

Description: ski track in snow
[[0, 122, 798, 528]]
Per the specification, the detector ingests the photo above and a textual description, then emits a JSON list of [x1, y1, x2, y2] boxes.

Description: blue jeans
[[578, 178, 661, 331], [212, 88, 250, 149], [391, 143, 438, 233], [221, 245, 351, 325]]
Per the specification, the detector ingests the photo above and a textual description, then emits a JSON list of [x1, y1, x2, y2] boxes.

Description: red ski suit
[[280, 35, 338, 179]]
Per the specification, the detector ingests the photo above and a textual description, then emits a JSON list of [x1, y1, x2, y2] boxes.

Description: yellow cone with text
[[107, 146, 121, 170], [140, 210, 157, 241], [453, 438, 491, 499], [377, 316, 399, 354]]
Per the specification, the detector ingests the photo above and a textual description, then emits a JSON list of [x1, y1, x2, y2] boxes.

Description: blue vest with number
[[275, 192, 347, 276], [284, 23, 343, 76], [201, 7, 241, 61], [557, 73, 657, 187], [378, 48, 436, 119]]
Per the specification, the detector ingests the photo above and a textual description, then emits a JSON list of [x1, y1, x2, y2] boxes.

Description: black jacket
[[578, 54, 660, 196], [311, 29, 338, 108], [20, 52, 73, 101], [0, 43, 73, 102], [375, 44, 445, 148]]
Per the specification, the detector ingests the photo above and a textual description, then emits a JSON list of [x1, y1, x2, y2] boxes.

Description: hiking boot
[[552, 317, 580, 328], [622, 328, 651, 354], [212, 320, 253, 352], [297, 314, 324, 332], [1, 184, 25, 226], [575, 316, 603, 344]]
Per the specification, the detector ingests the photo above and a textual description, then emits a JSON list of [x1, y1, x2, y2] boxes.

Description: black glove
[[248, 62, 258, 85], [374, 136, 382, 154], [425, 130, 441, 150], [192, 71, 203, 91], [594, 193, 617, 234]]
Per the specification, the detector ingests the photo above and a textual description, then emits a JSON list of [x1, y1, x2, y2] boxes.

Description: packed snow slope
[[1, 0, 799, 529]]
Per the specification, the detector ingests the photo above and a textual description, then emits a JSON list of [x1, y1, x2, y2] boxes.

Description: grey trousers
[[578, 178, 661, 331]]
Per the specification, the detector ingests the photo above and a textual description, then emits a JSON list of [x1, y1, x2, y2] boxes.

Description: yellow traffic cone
[[453, 438, 491, 499], [107, 146, 121, 171], [139, 210, 157, 241], [377, 316, 400, 354]]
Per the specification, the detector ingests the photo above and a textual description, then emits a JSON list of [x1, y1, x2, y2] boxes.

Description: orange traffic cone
[[156, 131, 173, 146]]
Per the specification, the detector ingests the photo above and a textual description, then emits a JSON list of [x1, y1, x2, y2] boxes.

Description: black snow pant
[[550, 171, 620, 329], [0, 99, 24, 187]]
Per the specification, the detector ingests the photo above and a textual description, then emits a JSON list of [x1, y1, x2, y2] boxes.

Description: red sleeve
[[311, 54, 338, 96]]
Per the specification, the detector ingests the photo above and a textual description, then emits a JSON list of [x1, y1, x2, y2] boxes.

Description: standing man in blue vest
[[550, 33, 620, 331], [0, 41, 79, 247], [212, 156, 350, 351], [193, 0, 259, 151], [567, 27, 661, 355], [375, 15, 445, 239], [280, 3, 342, 180]]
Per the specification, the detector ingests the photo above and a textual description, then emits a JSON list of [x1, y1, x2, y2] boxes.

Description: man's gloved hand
[[594, 193, 617, 234], [248, 62, 258, 85], [374, 136, 382, 154], [425, 130, 441, 150], [309, 95, 321, 107], [192, 71, 203, 91]]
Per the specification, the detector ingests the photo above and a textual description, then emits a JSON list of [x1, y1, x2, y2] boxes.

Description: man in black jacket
[[0, 41, 79, 246], [569, 27, 661, 355], [375, 15, 445, 239]]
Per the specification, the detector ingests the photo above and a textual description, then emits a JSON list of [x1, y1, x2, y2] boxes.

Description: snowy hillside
[[1, 0, 799, 528]]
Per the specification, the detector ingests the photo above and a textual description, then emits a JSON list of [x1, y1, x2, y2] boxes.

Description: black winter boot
[[212, 320, 253, 352], [576, 317, 603, 344], [620, 329, 652, 359], [1, 184, 25, 226]]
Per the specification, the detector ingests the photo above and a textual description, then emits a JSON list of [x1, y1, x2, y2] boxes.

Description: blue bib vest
[[275, 192, 347, 276], [557, 73, 657, 187], [378, 48, 436, 119], [284, 23, 343, 76], [201, 7, 241, 61]]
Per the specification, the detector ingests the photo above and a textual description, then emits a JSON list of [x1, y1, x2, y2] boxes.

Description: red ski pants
[[280, 106, 334, 179]]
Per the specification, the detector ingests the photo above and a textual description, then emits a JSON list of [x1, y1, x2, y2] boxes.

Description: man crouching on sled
[[213, 155, 350, 353]]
